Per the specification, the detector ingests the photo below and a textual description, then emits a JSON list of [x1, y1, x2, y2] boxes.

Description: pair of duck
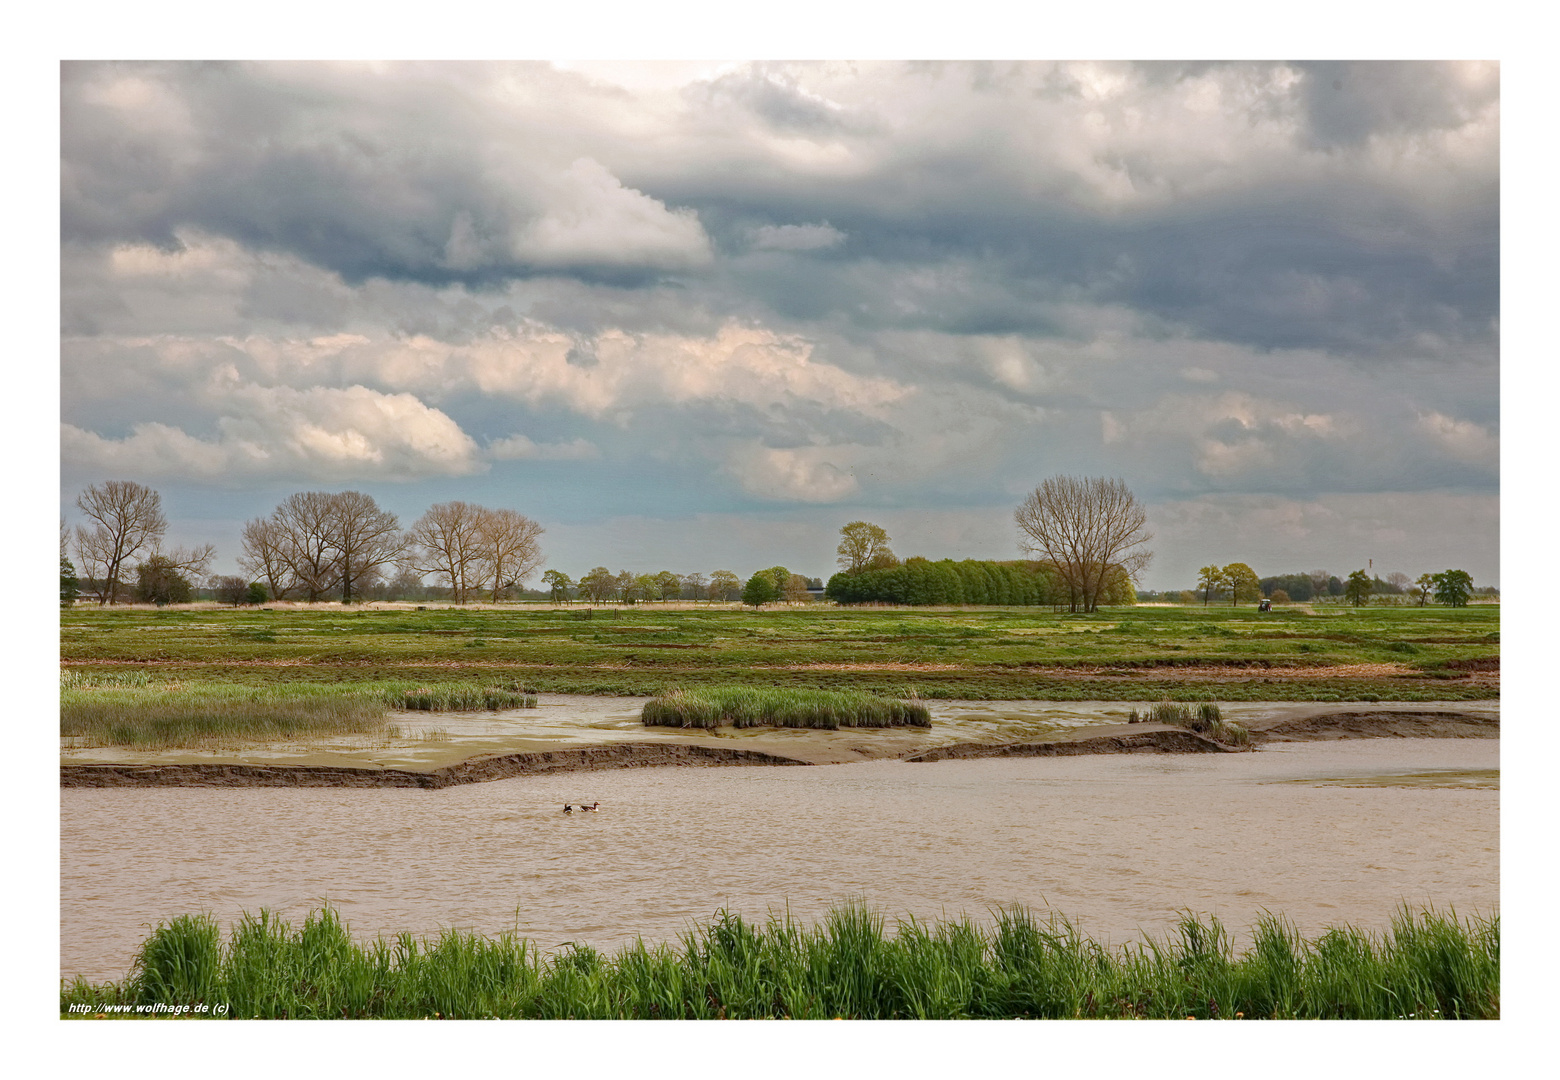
[[562, 802, 599, 813]]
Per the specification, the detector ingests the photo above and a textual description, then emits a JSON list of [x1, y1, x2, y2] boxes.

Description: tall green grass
[[60, 902, 1497, 1019], [1128, 698, 1249, 746], [642, 687, 931, 730], [61, 677, 537, 749]]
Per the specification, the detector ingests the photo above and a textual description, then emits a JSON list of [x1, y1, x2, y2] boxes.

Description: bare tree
[[836, 521, 897, 572], [271, 492, 346, 602], [239, 517, 299, 601], [331, 492, 404, 604], [1014, 476, 1153, 614], [784, 574, 812, 602], [681, 571, 707, 601], [406, 501, 489, 603], [73, 481, 168, 604], [476, 508, 545, 602]]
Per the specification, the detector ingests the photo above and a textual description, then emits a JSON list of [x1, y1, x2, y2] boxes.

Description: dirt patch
[[904, 728, 1237, 762], [1250, 710, 1498, 742], [1435, 657, 1500, 672], [60, 743, 810, 789]]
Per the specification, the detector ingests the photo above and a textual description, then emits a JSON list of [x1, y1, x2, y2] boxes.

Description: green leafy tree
[[1432, 569, 1474, 607], [578, 567, 615, 603], [61, 556, 80, 608], [245, 582, 269, 605], [541, 570, 573, 602], [742, 572, 779, 606], [707, 570, 741, 602], [1345, 569, 1373, 607], [836, 521, 896, 572], [1197, 565, 1224, 607], [134, 556, 194, 606], [1413, 573, 1435, 607], [655, 570, 683, 602], [1221, 563, 1261, 607]]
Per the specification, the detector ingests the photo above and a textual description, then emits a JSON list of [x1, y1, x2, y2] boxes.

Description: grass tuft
[[642, 687, 931, 730]]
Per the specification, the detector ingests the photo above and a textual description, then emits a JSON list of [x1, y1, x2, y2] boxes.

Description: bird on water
[[581, 802, 599, 811], [562, 804, 573, 813]]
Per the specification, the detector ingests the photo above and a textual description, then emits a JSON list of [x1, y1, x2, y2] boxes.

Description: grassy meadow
[[60, 602, 1499, 704], [61, 902, 1498, 1020]]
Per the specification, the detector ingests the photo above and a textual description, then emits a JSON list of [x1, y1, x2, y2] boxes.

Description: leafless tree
[[784, 574, 812, 603], [1014, 476, 1153, 613], [330, 492, 405, 604], [476, 508, 545, 602], [405, 501, 489, 603], [153, 543, 216, 582], [272, 492, 346, 602], [681, 572, 707, 601], [239, 517, 300, 601], [73, 481, 168, 604]]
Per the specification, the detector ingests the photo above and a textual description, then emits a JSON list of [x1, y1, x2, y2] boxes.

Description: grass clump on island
[[61, 673, 536, 750], [1129, 698, 1250, 746], [60, 902, 1498, 1020], [642, 687, 931, 730]]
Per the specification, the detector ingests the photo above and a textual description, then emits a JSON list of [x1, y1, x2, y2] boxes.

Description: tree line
[[1144, 566, 1490, 607], [65, 482, 544, 607]]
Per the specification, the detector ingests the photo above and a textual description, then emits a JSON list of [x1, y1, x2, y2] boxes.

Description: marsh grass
[[60, 902, 1497, 1020], [642, 687, 931, 730], [60, 684, 388, 749], [388, 682, 536, 711], [1128, 698, 1249, 746], [61, 678, 537, 749]]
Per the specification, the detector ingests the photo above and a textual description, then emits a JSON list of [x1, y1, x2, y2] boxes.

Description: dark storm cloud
[[62, 62, 713, 288]]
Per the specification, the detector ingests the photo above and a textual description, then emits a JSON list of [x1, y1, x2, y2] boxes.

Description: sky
[[59, 59, 1500, 590]]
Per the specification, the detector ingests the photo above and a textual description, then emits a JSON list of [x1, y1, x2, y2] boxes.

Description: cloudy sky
[[59, 60, 1500, 590]]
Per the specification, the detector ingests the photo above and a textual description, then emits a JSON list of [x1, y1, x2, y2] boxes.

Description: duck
[[562, 804, 574, 813], [581, 802, 599, 811]]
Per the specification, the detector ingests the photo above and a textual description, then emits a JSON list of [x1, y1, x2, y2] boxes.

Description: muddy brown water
[[61, 735, 1497, 984]]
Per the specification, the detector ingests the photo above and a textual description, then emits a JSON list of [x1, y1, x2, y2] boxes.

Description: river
[[61, 735, 1497, 982]]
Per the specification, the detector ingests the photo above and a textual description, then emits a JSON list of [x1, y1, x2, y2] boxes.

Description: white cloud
[[723, 442, 861, 502], [62, 384, 484, 483], [510, 158, 712, 270], [487, 434, 600, 461], [1416, 411, 1498, 467]]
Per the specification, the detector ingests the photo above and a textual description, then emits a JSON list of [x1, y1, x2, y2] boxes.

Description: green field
[[59, 602, 1499, 702]]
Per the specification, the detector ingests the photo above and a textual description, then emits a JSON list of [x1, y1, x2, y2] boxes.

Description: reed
[[62, 678, 538, 749], [1128, 697, 1249, 746], [60, 902, 1497, 1020], [386, 681, 536, 711], [60, 684, 388, 749], [642, 687, 931, 730]]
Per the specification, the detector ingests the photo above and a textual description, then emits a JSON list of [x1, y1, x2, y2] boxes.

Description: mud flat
[[60, 699, 1496, 788]]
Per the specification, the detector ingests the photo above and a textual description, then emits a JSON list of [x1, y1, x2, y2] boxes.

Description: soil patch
[[1250, 710, 1498, 742], [60, 743, 809, 789], [904, 729, 1237, 762]]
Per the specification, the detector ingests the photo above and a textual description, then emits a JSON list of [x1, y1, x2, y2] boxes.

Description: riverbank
[[61, 701, 1498, 788]]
